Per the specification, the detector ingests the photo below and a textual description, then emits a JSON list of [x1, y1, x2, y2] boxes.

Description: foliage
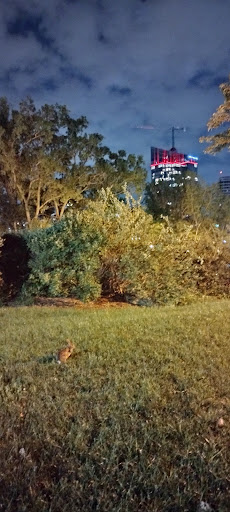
[[144, 174, 186, 220], [0, 300, 230, 511], [92, 192, 197, 304], [0, 97, 146, 231], [16, 188, 230, 305], [20, 215, 103, 302], [0, 236, 2, 297], [0, 233, 31, 300], [200, 74, 230, 153], [20, 189, 198, 304], [145, 177, 230, 229], [193, 226, 230, 297], [78, 189, 163, 299]]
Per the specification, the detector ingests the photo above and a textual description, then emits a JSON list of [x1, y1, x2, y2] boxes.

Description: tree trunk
[[54, 200, 60, 220], [35, 182, 41, 219], [59, 200, 68, 219]]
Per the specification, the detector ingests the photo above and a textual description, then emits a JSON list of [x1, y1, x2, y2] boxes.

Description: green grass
[[0, 299, 230, 511]]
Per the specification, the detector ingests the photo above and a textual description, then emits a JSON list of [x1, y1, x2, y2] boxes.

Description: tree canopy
[[145, 176, 230, 229], [200, 74, 230, 154], [144, 176, 185, 220], [0, 97, 146, 231]]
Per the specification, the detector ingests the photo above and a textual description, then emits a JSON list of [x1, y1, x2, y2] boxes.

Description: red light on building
[[151, 146, 198, 183]]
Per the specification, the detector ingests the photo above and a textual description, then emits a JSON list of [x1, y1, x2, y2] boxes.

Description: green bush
[[87, 191, 230, 304], [193, 227, 230, 297], [10, 188, 230, 305], [20, 214, 103, 302], [70, 190, 200, 305]]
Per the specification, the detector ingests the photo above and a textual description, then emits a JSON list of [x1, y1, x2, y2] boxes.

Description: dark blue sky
[[1, 0, 230, 184]]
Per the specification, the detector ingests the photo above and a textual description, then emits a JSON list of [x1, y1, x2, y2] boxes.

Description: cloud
[[0, 0, 229, 182], [6, 9, 54, 48], [108, 85, 132, 96], [188, 70, 228, 90]]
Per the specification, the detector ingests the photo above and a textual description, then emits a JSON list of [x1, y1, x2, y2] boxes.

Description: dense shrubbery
[[20, 214, 103, 302], [0, 233, 30, 300], [1, 188, 230, 305]]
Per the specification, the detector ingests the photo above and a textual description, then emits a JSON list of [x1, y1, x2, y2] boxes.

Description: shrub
[[0, 233, 30, 300], [86, 191, 230, 304], [74, 190, 200, 304], [7, 188, 230, 306], [20, 214, 103, 302], [193, 227, 230, 297]]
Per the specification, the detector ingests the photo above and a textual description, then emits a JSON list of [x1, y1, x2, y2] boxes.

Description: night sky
[[1, 0, 230, 184]]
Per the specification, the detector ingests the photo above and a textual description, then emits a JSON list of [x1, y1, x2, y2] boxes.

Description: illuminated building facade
[[219, 175, 230, 195], [151, 147, 198, 186]]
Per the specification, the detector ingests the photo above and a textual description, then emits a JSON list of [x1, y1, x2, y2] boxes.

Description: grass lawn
[[0, 298, 230, 511]]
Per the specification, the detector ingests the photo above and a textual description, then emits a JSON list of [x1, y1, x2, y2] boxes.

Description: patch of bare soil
[[34, 297, 134, 309]]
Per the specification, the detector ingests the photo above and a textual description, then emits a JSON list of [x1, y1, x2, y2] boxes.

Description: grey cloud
[[188, 70, 228, 89], [0, 0, 229, 182], [6, 10, 54, 48], [108, 85, 132, 96]]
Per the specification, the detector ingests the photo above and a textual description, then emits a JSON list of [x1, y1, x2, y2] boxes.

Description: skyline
[[1, 0, 230, 184]]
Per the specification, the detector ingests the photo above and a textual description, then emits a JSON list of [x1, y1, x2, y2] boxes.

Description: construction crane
[[171, 126, 186, 151], [135, 125, 186, 151]]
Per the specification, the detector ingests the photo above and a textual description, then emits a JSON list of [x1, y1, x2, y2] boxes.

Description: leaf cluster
[[145, 178, 230, 230], [200, 74, 230, 154], [0, 97, 146, 232], [20, 214, 103, 302], [13, 188, 230, 306]]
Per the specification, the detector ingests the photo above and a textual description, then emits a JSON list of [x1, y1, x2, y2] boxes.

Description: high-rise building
[[219, 175, 230, 195], [151, 147, 198, 185]]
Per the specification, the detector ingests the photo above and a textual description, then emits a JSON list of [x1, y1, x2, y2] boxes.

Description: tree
[[144, 180, 184, 220], [144, 172, 198, 221], [181, 181, 230, 230], [200, 74, 230, 153], [145, 174, 230, 229], [0, 97, 146, 231]]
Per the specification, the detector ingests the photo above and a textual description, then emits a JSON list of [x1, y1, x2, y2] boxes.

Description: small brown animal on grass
[[57, 340, 75, 363]]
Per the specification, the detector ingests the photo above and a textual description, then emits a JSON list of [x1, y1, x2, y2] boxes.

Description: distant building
[[151, 147, 198, 185], [219, 175, 230, 195]]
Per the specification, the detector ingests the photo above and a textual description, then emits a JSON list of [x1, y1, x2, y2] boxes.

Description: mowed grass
[[0, 300, 230, 511]]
